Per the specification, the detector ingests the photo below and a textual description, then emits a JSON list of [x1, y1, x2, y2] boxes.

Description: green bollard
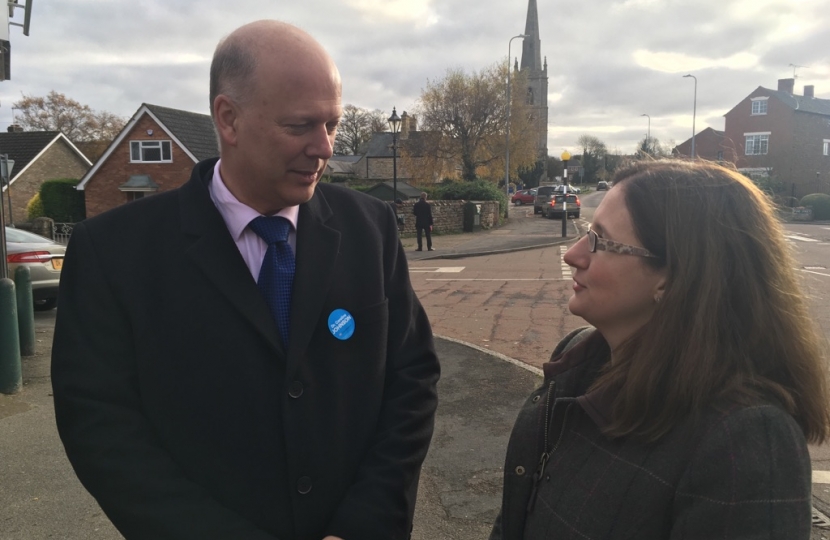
[[15, 266, 35, 356], [0, 278, 22, 394]]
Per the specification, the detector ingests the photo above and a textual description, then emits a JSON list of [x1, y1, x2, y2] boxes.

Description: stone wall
[[394, 200, 502, 236]]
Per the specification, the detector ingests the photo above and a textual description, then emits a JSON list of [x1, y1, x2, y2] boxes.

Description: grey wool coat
[[491, 327, 813, 540]]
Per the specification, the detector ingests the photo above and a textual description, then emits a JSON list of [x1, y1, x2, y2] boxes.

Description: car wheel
[[34, 298, 58, 311], [515, 200, 522, 206]]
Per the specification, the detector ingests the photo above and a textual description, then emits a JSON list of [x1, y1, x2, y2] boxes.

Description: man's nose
[[306, 126, 334, 159]]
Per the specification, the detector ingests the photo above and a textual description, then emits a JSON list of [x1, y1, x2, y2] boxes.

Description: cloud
[[0, 0, 825, 156]]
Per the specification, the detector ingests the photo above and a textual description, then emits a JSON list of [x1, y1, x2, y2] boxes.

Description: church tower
[[519, 0, 549, 177]]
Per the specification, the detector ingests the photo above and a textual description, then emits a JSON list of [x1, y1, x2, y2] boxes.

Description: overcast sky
[[1, 0, 826, 156]]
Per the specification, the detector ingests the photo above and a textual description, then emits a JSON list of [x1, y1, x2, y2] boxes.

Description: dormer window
[[750, 97, 768, 115], [130, 140, 172, 163]]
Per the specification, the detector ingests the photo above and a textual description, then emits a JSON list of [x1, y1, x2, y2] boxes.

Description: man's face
[[228, 56, 342, 214]]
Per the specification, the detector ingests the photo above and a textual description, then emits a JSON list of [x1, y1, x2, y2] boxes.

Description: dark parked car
[[544, 194, 581, 219], [534, 185, 560, 214], [511, 189, 536, 205], [597, 181, 609, 191], [5, 227, 66, 310]]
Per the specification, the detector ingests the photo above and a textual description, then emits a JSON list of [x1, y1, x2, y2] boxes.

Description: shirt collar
[[542, 330, 617, 430], [209, 159, 299, 239]]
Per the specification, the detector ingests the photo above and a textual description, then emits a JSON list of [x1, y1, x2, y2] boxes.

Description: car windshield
[[554, 195, 578, 203], [5, 227, 52, 244]]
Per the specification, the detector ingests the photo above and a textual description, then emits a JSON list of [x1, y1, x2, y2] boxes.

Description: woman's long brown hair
[[592, 160, 830, 443]]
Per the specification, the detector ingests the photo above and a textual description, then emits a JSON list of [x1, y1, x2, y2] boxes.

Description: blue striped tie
[[248, 216, 295, 347]]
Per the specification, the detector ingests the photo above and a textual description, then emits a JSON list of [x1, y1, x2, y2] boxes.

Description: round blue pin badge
[[328, 309, 355, 340]]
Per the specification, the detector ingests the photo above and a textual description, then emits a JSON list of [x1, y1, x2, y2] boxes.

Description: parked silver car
[[5, 227, 66, 310]]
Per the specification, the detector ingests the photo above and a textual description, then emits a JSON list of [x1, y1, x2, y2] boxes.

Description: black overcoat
[[52, 158, 440, 540]]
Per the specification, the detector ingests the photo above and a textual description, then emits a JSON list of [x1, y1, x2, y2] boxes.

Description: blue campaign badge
[[328, 309, 355, 340]]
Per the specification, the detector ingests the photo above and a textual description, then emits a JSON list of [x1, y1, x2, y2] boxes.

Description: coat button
[[515, 466, 525, 476], [297, 476, 312, 494], [288, 381, 304, 398], [532, 395, 540, 403]]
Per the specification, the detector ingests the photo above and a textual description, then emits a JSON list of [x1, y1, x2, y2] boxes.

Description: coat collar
[[178, 158, 341, 369], [542, 331, 616, 430]]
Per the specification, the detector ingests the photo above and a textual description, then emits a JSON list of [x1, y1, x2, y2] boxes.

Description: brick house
[[723, 78, 830, 198], [78, 103, 218, 217], [0, 129, 92, 225], [672, 127, 736, 164]]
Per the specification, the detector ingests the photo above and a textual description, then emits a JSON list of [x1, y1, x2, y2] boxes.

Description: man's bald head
[[209, 20, 338, 119]]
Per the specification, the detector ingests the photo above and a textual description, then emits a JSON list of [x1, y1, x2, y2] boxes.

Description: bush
[[40, 178, 85, 222], [800, 193, 830, 220], [434, 179, 508, 218], [26, 192, 45, 220]]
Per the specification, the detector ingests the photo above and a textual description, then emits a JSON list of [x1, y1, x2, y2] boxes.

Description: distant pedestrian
[[413, 192, 434, 251], [491, 160, 830, 540]]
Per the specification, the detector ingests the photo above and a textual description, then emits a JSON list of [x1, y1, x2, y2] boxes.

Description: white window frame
[[750, 97, 768, 115], [744, 132, 770, 156], [824, 139, 830, 156], [130, 140, 173, 163]]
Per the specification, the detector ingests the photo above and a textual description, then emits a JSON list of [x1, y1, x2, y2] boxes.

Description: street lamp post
[[505, 33, 528, 219], [388, 107, 401, 204], [640, 113, 650, 154], [561, 150, 570, 238], [683, 74, 697, 159]]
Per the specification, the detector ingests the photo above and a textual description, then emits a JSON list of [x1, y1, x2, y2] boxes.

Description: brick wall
[[84, 115, 197, 217], [3, 141, 90, 225], [394, 200, 501, 235]]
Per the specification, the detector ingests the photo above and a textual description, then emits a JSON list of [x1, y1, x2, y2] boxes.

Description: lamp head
[[561, 150, 571, 161], [388, 107, 401, 134]]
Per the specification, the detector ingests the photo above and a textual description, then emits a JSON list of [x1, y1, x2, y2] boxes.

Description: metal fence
[[53, 223, 75, 245]]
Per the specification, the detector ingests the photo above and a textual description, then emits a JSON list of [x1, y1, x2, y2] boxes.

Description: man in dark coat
[[412, 192, 434, 251], [51, 20, 439, 540]]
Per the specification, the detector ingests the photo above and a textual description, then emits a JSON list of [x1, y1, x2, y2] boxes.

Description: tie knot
[[249, 216, 291, 245]]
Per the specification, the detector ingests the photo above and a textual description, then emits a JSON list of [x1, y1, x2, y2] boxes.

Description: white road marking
[[410, 267, 465, 273], [426, 278, 572, 281], [801, 269, 830, 278], [560, 246, 572, 279], [784, 234, 819, 243], [814, 471, 830, 484]]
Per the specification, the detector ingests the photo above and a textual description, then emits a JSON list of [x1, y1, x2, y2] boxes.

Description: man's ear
[[213, 95, 239, 147]]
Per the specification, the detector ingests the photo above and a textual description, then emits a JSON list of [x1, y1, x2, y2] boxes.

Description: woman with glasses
[[490, 160, 830, 539]]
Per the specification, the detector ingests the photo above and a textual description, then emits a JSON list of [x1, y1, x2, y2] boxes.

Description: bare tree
[[13, 91, 125, 143], [333, 104, 386, 155], [415, 62, 536, 182]]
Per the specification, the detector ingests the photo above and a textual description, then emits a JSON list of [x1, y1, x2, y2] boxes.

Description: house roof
[[144, 104, 218, 161], [0, 131, 92, 186], [78, 103, 218, 190], [756, 87, 830, 116], [365, 181, 422, 199]]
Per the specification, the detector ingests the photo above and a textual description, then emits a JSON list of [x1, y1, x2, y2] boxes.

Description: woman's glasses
[[586, 226, 658, 258]]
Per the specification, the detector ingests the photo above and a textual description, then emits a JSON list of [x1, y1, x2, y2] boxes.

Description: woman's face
[[563, 185, 667, 350]]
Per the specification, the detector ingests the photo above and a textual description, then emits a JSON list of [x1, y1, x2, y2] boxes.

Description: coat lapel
[[286, 189, 341, 375], [178, 160, 283, 357]]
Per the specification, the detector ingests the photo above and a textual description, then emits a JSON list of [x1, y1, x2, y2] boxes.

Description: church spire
[[520, 0, 542, 72]]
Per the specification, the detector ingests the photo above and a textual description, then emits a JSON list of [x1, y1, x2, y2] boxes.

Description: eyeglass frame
[[585, 226, 658, 259]]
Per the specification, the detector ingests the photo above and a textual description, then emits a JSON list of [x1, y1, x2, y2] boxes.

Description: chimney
[[7, 124, 22, 133], [400, 111, 410, 140], [409, 115, 417, 132], [777, 78, 794, 94], [804, 85, 815, 98]]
